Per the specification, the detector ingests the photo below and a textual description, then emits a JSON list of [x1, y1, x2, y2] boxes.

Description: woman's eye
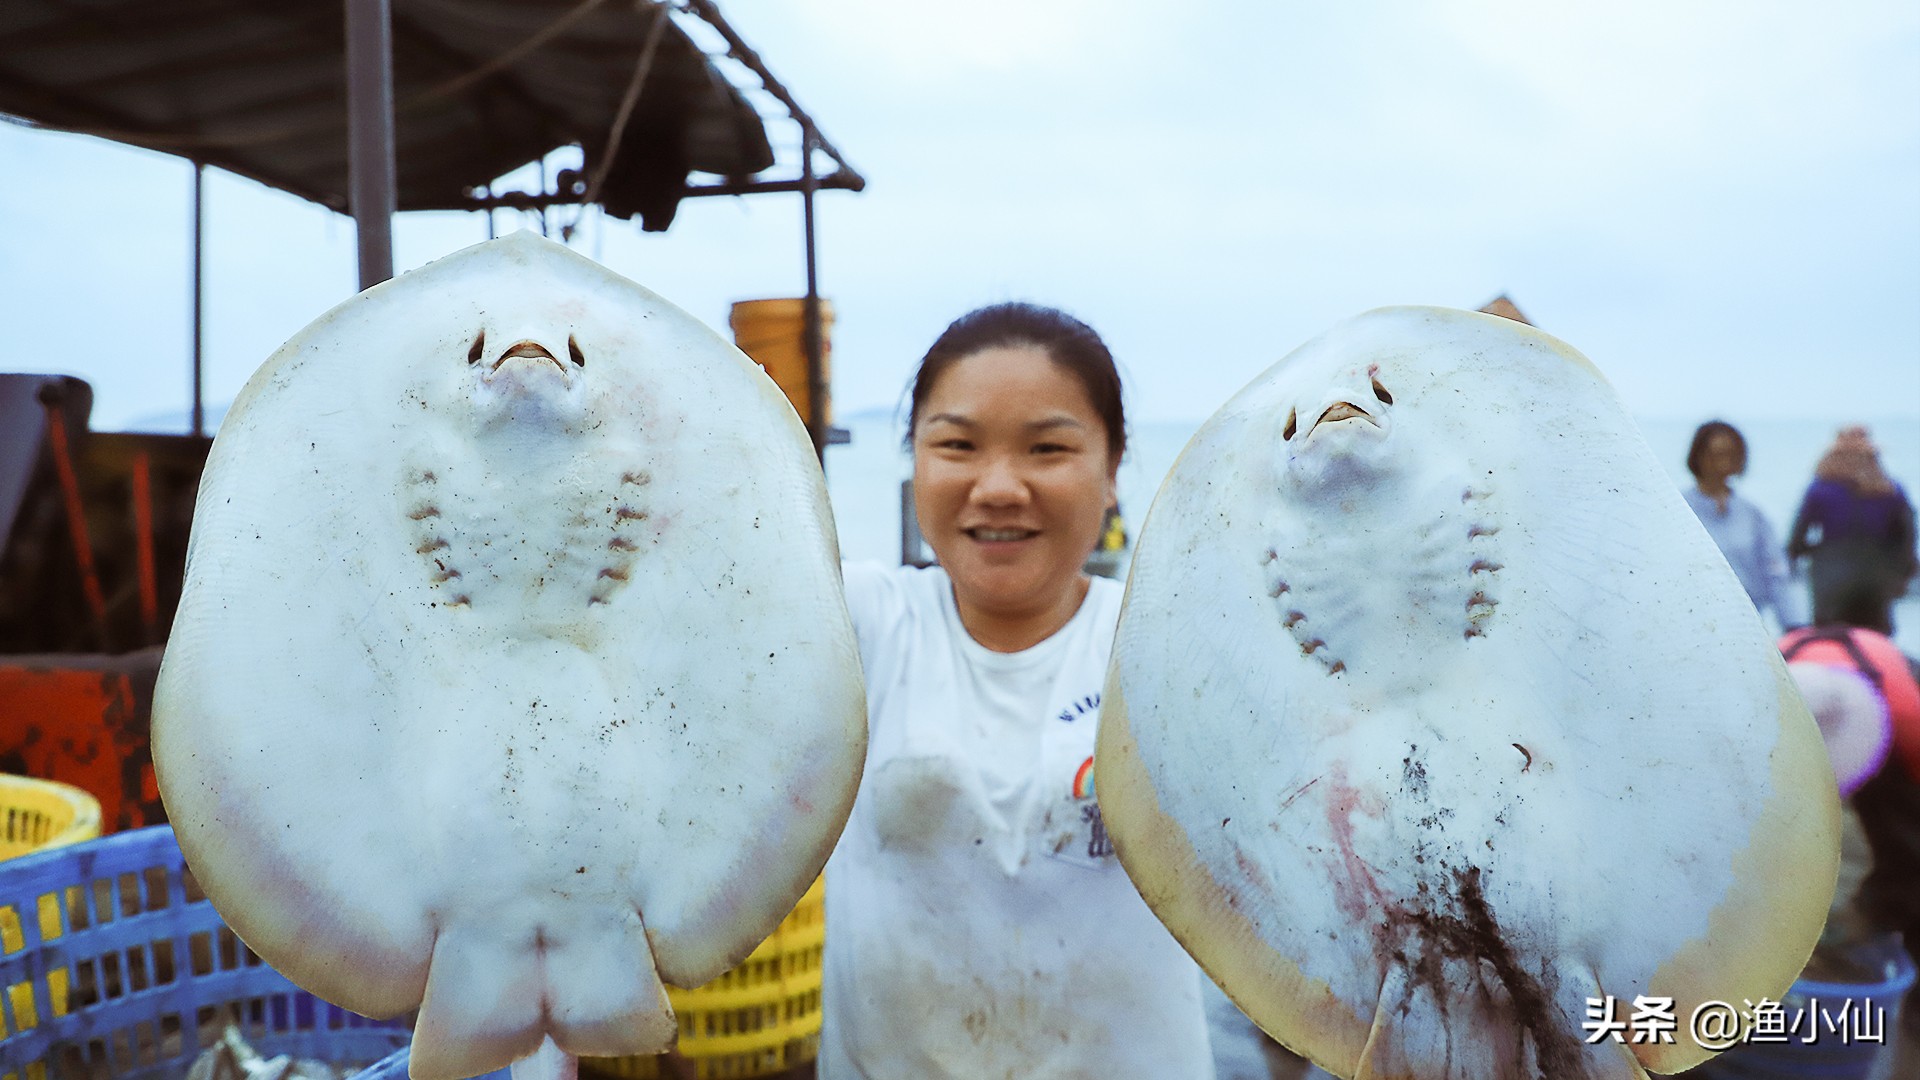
[[935, 438, 973, 451], [1032, 443, 1071, 455]]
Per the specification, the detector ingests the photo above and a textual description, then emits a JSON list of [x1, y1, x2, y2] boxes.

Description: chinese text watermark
[[1583, 995, 1885, 1050]]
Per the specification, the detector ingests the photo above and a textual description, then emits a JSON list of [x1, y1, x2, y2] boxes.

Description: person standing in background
[[1682, 420, 1796, 629], [1787, 425, 1919, 636]]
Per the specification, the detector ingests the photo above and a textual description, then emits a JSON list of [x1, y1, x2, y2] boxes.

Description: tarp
[[0, 0, 776, 230]]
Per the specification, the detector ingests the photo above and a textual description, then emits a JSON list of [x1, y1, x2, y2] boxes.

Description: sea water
[[825, 410, 1920, 655]]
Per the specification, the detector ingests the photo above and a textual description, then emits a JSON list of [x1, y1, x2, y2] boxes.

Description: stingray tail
[[408, 914, 677, 1080], [508, 1038, 577, 1080]]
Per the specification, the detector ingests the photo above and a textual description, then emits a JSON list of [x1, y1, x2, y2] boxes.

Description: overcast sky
[[3, 0, 1917, 440]]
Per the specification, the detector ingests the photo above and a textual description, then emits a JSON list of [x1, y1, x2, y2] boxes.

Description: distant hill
[[117, 402, 232, 434]]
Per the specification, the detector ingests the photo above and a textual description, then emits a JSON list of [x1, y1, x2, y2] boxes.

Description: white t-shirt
[[819, 563, 1214, 1080]]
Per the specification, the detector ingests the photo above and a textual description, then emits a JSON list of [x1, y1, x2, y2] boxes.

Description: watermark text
[[1582, 996, 1885, 1050]]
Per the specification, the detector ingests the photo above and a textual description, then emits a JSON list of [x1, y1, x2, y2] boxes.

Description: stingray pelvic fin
[[407, 915, 676, 1080], [409, 924, 544, 1080], [542, 913, 677, 1056], [1346, 963, 1654, 1080]]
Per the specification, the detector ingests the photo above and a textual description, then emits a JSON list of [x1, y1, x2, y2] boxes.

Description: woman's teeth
[[970, 528, 1034, 542]]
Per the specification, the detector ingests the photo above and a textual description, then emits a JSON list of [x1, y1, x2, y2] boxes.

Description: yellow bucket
[[583, 876, 825, 1080], [0, 774, 102, 1036], [729, 298, 834, 428]]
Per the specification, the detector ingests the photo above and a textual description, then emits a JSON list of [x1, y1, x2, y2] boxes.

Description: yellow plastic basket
[[583, 876, 825, 1080], [0, 776, 101, 863], [0, 774, 103, 1044]]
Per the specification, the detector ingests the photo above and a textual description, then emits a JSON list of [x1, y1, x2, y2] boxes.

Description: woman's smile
[[964, 525, 1040, 543]]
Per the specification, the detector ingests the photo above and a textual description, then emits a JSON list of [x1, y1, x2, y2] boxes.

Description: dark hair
[[1686, 420, 1748, 479], [903, 302, 1126, 461]]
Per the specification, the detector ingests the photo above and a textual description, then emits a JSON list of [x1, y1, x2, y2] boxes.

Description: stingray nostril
[[1283, 408, 1298, 441], [568, 335, 586, 368], [467, 331, 486, 365], [1372, 377, 1393, 405]]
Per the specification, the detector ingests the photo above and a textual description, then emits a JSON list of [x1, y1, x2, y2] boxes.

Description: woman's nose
[[971, 455, 1029, 504]]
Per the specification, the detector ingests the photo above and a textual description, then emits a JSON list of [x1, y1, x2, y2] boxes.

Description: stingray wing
[[153, 234, 866, 1079], [1097, 401, 1383, 1071], [1098, 307, 1838, 1080]]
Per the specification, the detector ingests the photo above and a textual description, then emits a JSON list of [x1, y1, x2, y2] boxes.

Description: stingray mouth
[[1305, 401, 1379, 436], [491, 340, 566, 373]]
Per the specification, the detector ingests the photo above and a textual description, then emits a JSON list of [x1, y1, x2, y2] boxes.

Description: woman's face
[[912, 344, 1118, 637], [1700, 431, 1743, 486]]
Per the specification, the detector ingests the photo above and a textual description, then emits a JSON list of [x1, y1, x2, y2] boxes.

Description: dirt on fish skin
[[1373, 864, 1590, 1080], [1364, 743, 1592, 1080]]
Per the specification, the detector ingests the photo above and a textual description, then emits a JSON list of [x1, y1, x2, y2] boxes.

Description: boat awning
[[0, 0, 845, 230]]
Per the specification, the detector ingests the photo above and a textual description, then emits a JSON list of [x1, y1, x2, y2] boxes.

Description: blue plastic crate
[[0, 825, 411, 1080]]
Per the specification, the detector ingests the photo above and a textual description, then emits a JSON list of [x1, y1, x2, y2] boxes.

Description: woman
[[818, 303, 1215, 1078], [1680, 420, 1794, 627], [1787, 425, 1919, 635]]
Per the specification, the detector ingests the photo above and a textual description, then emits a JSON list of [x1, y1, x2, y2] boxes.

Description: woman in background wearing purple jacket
[[1787, 425, 1919, 636]]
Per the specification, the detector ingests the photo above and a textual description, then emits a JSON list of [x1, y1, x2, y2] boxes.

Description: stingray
[[1095, 307, 1839, 1080], [152, 233, 866, 1080]]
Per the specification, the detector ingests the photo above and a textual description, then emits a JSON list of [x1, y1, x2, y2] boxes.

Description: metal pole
[[539, 156, 550, 238], [900, 480, 920, 567], [191, 162, 205, 438], [680, 0, 865, 193], [346, 0, 396, 289], [800, 122, 826, 464]]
